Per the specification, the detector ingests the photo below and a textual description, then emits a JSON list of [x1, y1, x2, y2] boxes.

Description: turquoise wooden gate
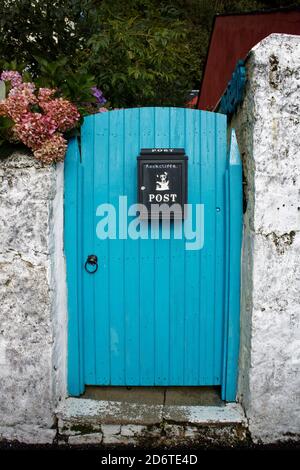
[[65, 107, 242, 401]]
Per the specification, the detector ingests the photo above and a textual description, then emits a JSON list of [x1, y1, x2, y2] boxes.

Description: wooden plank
[[222, 129, 243, 400], [139, 107, 156, 385], [123, 108, 140, 384], [108, 110, 125, 384], [184, 109, 201, 384], [153, 107, 171, 384], [81, 115, 96, 384], [169, 107, 186, 385], [222, 167, 230, 398], [94, 112, 110, 384], [214, 113, 227, 382], [199, 111, 216, 384], [65, 137, 84, 395]]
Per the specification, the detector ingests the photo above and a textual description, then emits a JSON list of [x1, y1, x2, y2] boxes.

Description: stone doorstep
[[56, 398, 248, 446]]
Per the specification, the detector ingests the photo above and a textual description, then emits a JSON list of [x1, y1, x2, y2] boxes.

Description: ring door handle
[[84, 255, 98, 274]]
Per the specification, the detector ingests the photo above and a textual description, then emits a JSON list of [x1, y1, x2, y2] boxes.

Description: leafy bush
[[1, 0, 299, 108], [0, 0, 200, 107]]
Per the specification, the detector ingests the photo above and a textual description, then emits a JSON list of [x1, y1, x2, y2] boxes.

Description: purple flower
[[91, 86, 107, 106], [1, 70, 23, 88]]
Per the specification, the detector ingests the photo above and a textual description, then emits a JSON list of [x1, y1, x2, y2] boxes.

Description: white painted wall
[[232, 33, 300, 443], [0, 153, 66, 443]]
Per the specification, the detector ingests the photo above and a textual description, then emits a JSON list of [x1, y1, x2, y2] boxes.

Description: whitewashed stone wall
[[232, 34, 300, 443], [0, 152, 67, 443]]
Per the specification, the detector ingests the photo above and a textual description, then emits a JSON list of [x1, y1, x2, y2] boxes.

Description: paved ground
[[0, 441, 299, 453], [2, 388, 299, 453]]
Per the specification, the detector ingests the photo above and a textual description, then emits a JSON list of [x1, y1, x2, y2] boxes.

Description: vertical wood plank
[[222, 130, 243, 400], [183, 109, 201, 384], [205, 112, 217, 384], [154, 107, 171, 384], [108, 110, 125, 384], [199, 111, 216, 384], [214, 113, 227, 383], [169, 108, 185, 385], [222, 167, 230, 398], [94, 112, 110, 384], [65, 138, 84, 395], [124, 108, 140, 384], [81, 115, 96, 384], [139, 107, 156, 384]]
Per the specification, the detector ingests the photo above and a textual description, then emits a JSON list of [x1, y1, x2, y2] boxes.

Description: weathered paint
[[64, 107, 242, 399], [219, 61, 246, 116], [222, 130, 243, 401]]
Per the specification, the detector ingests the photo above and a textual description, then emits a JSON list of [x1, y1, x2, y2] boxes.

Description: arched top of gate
[[82, 106, 226, 125]]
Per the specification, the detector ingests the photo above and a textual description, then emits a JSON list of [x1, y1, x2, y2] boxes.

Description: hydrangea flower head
[[40, 98, 80, 132], [91, 86, 107, 106], [33, 134, 67, 164], [0, 69, 84, 163], [1, 71, 23, 88]]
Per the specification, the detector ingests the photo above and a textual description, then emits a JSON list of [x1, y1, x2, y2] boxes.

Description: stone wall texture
[[0, 152, 66, 443], [232, 33, 300, 443]]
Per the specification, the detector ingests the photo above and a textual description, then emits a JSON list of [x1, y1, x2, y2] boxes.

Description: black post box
[[137, 148, 188, 219]]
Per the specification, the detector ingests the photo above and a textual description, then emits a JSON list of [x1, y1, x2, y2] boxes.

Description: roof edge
[[214, 5, 300, 19]]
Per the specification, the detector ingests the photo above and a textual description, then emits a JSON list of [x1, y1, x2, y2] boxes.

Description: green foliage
[[0, 116, 14, 145], [33, 56, 97, 114], [86, 1, 200, 106], [0, 0, 100, 73], [0, 0, 300, 107], [0, 112, 17, 158]]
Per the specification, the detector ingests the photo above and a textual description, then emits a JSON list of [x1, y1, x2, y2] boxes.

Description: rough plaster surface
[[0, 152, 66, 443], [231, 34, 300, 443]]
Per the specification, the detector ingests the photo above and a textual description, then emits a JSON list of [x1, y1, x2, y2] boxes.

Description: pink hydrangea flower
[[98, 107, 108, 113], [0, 100, 7, 116], [2, 94, 30, 121], [38, 88, 57, 103], [40, 98, 80, 132], [1, 70, 23, 88], [33, 134, 67, 164], [15, 113, 57, 149], [8, 82, 36, 98], [4, 83, 37, 122], [0, 70, 81, 164]]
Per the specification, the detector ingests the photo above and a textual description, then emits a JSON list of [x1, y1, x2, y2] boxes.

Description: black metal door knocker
[[85, 255, 98, 274]]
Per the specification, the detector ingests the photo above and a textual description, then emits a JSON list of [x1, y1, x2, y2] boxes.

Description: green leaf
[[0, 116, 14, 130]]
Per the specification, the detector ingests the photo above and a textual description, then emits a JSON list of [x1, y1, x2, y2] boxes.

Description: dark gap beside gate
[[82, 386, 223, 406]]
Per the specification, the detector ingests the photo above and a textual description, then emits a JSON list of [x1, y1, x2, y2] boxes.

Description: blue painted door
[[65, 108, 242, 400]]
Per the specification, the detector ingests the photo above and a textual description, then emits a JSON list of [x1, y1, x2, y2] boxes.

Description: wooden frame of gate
[[64, 108, 242, 401]]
